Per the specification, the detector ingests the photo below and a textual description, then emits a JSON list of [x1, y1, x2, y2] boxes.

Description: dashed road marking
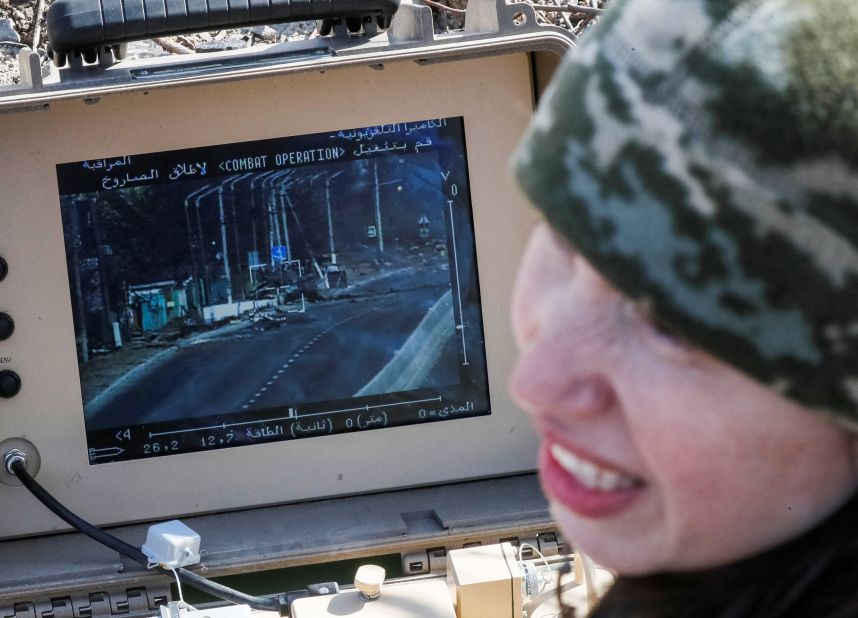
[[239, 310, 384, 411]]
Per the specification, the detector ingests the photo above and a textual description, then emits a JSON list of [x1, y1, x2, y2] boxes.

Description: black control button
[[0, 257, 6, 282], [0, 313, 13, 341], [0, 370, 20, 398]]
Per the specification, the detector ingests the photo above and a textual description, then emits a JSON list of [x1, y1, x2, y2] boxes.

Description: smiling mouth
[[549, 444, 642, 491], [541, 442, 644, 517]]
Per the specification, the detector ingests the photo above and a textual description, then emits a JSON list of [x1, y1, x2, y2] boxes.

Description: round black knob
[[0, 370, 20, 398], [0, 313, 13, 341], [0, 257, 6, 282]]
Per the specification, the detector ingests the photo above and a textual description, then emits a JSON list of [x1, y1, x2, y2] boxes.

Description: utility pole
[[278, 184, 292, 262], [68, 197, 89, 363], [250, 172, 274, 267], [373, 162, 384, 253], [194, 189, 216, 304], [263, 174, 281, 264], [217, 186, 234, 305], [325, 171, 344, 265], [372, 164, 402, 255], [226, 174, 251, 296], [183, 193, 200, 285], [185, 184, 212, 312]]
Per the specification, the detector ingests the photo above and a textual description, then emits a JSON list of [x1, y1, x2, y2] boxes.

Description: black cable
[[8, 458, 284, 614]]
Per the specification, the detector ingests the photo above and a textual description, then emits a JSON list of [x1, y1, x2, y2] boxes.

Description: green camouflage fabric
[[514, 0, 858, 427]]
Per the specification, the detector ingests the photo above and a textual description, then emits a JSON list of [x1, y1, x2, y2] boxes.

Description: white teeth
[[596, 470, 621, 491], [550, 444, 638, 491]]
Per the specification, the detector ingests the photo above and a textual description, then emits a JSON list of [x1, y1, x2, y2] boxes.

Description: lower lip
[[539, 443, 643, 518]]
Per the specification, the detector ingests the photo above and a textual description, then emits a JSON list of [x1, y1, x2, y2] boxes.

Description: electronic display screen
[[56, 117, 490, 464]]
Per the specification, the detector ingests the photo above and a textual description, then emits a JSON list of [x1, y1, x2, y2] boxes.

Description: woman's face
[[510, 223, 858, 575]]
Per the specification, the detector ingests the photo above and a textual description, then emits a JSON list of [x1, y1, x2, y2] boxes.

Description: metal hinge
[[2, 586, 169, 618], [401, 530, 565, 575]]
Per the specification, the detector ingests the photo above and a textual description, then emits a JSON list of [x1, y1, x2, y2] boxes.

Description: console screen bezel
[[56, 117, 491, 465], [0, 52, 540, 538]]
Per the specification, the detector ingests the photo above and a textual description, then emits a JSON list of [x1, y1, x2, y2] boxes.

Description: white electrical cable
[[517, 543, 554, 601], [169, 567, 197, 611]]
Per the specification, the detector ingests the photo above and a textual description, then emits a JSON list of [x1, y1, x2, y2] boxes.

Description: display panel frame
[[0, 52, 541, 538], [56, 117, 492, 465]]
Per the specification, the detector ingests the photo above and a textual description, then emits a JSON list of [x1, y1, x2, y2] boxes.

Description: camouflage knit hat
[[514, 0, 858, 428]]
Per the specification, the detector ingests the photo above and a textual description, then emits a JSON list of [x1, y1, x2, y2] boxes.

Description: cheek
[[627, 377, 856, 564], [631, 416, 726, 507]]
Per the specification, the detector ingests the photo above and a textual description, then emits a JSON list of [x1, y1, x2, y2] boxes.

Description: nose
[[509, 224, 620, 418]]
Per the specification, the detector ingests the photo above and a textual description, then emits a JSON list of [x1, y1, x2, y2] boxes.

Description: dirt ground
[[0, 0, 38, 46]]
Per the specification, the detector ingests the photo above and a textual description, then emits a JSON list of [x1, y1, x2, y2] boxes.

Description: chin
[[549, 501, 670, 576]]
